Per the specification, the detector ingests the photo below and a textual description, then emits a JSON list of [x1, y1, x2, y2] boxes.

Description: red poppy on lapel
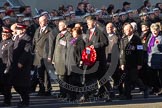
[[156, 40, 159, 44], [143, 36, 146, 40]]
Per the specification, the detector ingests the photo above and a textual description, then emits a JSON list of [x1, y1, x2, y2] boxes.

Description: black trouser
[[30, 66, 39, 92], [112, 67, 125, 96], [139, 64, 149, 86], [37, 62, 51, 93], [147, 68, 162, 92], [68, 73, 82, 100], [139, 51, 149, 86], [96, 63, 113, 97], [14, 86, 30, 105], [124, 67, 146, 97], [58, 75, 69, 97], [0, 73, 12, 104], [82, 75, 97, 99]]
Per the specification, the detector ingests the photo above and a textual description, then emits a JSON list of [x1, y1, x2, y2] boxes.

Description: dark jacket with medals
[[0, 38, 13, 84], [120, 35, 143, 68], [52, 31, 72, 76]]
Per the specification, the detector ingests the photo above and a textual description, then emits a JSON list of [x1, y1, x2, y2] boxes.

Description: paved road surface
[[1, 89, 162, 108]]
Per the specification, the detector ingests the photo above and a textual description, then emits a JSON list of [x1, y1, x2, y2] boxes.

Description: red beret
[[16, 23, 27, 29], [2, 27, 13, 33]]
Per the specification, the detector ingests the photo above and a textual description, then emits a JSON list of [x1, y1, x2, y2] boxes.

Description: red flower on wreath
[[82, 46, 97, 66]]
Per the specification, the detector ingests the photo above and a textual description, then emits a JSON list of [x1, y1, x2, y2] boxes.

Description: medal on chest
[[59, 39, 66, 46]]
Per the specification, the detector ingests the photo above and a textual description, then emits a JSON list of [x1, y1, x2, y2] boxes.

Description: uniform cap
[[110, 13, 119, 17], [23, 17, 32, 22], [119, 12, 127, 16], [0, 9, 5, 13], [16, 14, 25, 17], [16, 23, 27, 29], [2, 27, 13, 33], [153, 8, 160, 11], [139, 12, 148, 17], [2, 16, 11, 20], [33, 15, 40, 19]]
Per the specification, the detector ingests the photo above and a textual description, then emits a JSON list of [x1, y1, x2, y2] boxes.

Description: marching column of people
[[1, 13, 162, 107], [0, 23, 33, 107]]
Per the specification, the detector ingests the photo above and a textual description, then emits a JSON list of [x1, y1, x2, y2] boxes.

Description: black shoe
[[109, 92, 115, 99], [67, 97, 76, 102], [17, 102, 29, 108], [79, 95, 89, 102], [58, 94, 66, 98], [37, 92, 51, 96], [0, 102, 10, 107], [144, 89, 149, 98], [105, 98, 112, 102], [120, 95, 132, 100], [37, 92, 45, 96], [94, 91, 104, 98], [44, 92, 51, 96], [149, 88, 159, 95]]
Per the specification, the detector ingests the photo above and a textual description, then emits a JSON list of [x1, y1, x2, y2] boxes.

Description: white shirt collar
[[61, 30, 67, 34], [108, 33, 114, 37], [40, 25, 47, 32], [90, 27, 95, 32], [128, 34, 133, 41]]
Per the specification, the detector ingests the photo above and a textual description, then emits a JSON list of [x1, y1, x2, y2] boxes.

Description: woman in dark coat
[[65, 27, 85, 101]]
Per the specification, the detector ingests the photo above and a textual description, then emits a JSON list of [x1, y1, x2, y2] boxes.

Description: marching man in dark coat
[[120, 23, 148, 99], [12, 23, 32, 107], [0, 27, 13, 107]]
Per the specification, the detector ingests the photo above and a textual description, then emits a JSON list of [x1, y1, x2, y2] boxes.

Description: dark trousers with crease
[[124, 66, 146, 97], [37, 60, 52, 93], [0, 73, 12, 104], [14, 86, 30, 105]]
